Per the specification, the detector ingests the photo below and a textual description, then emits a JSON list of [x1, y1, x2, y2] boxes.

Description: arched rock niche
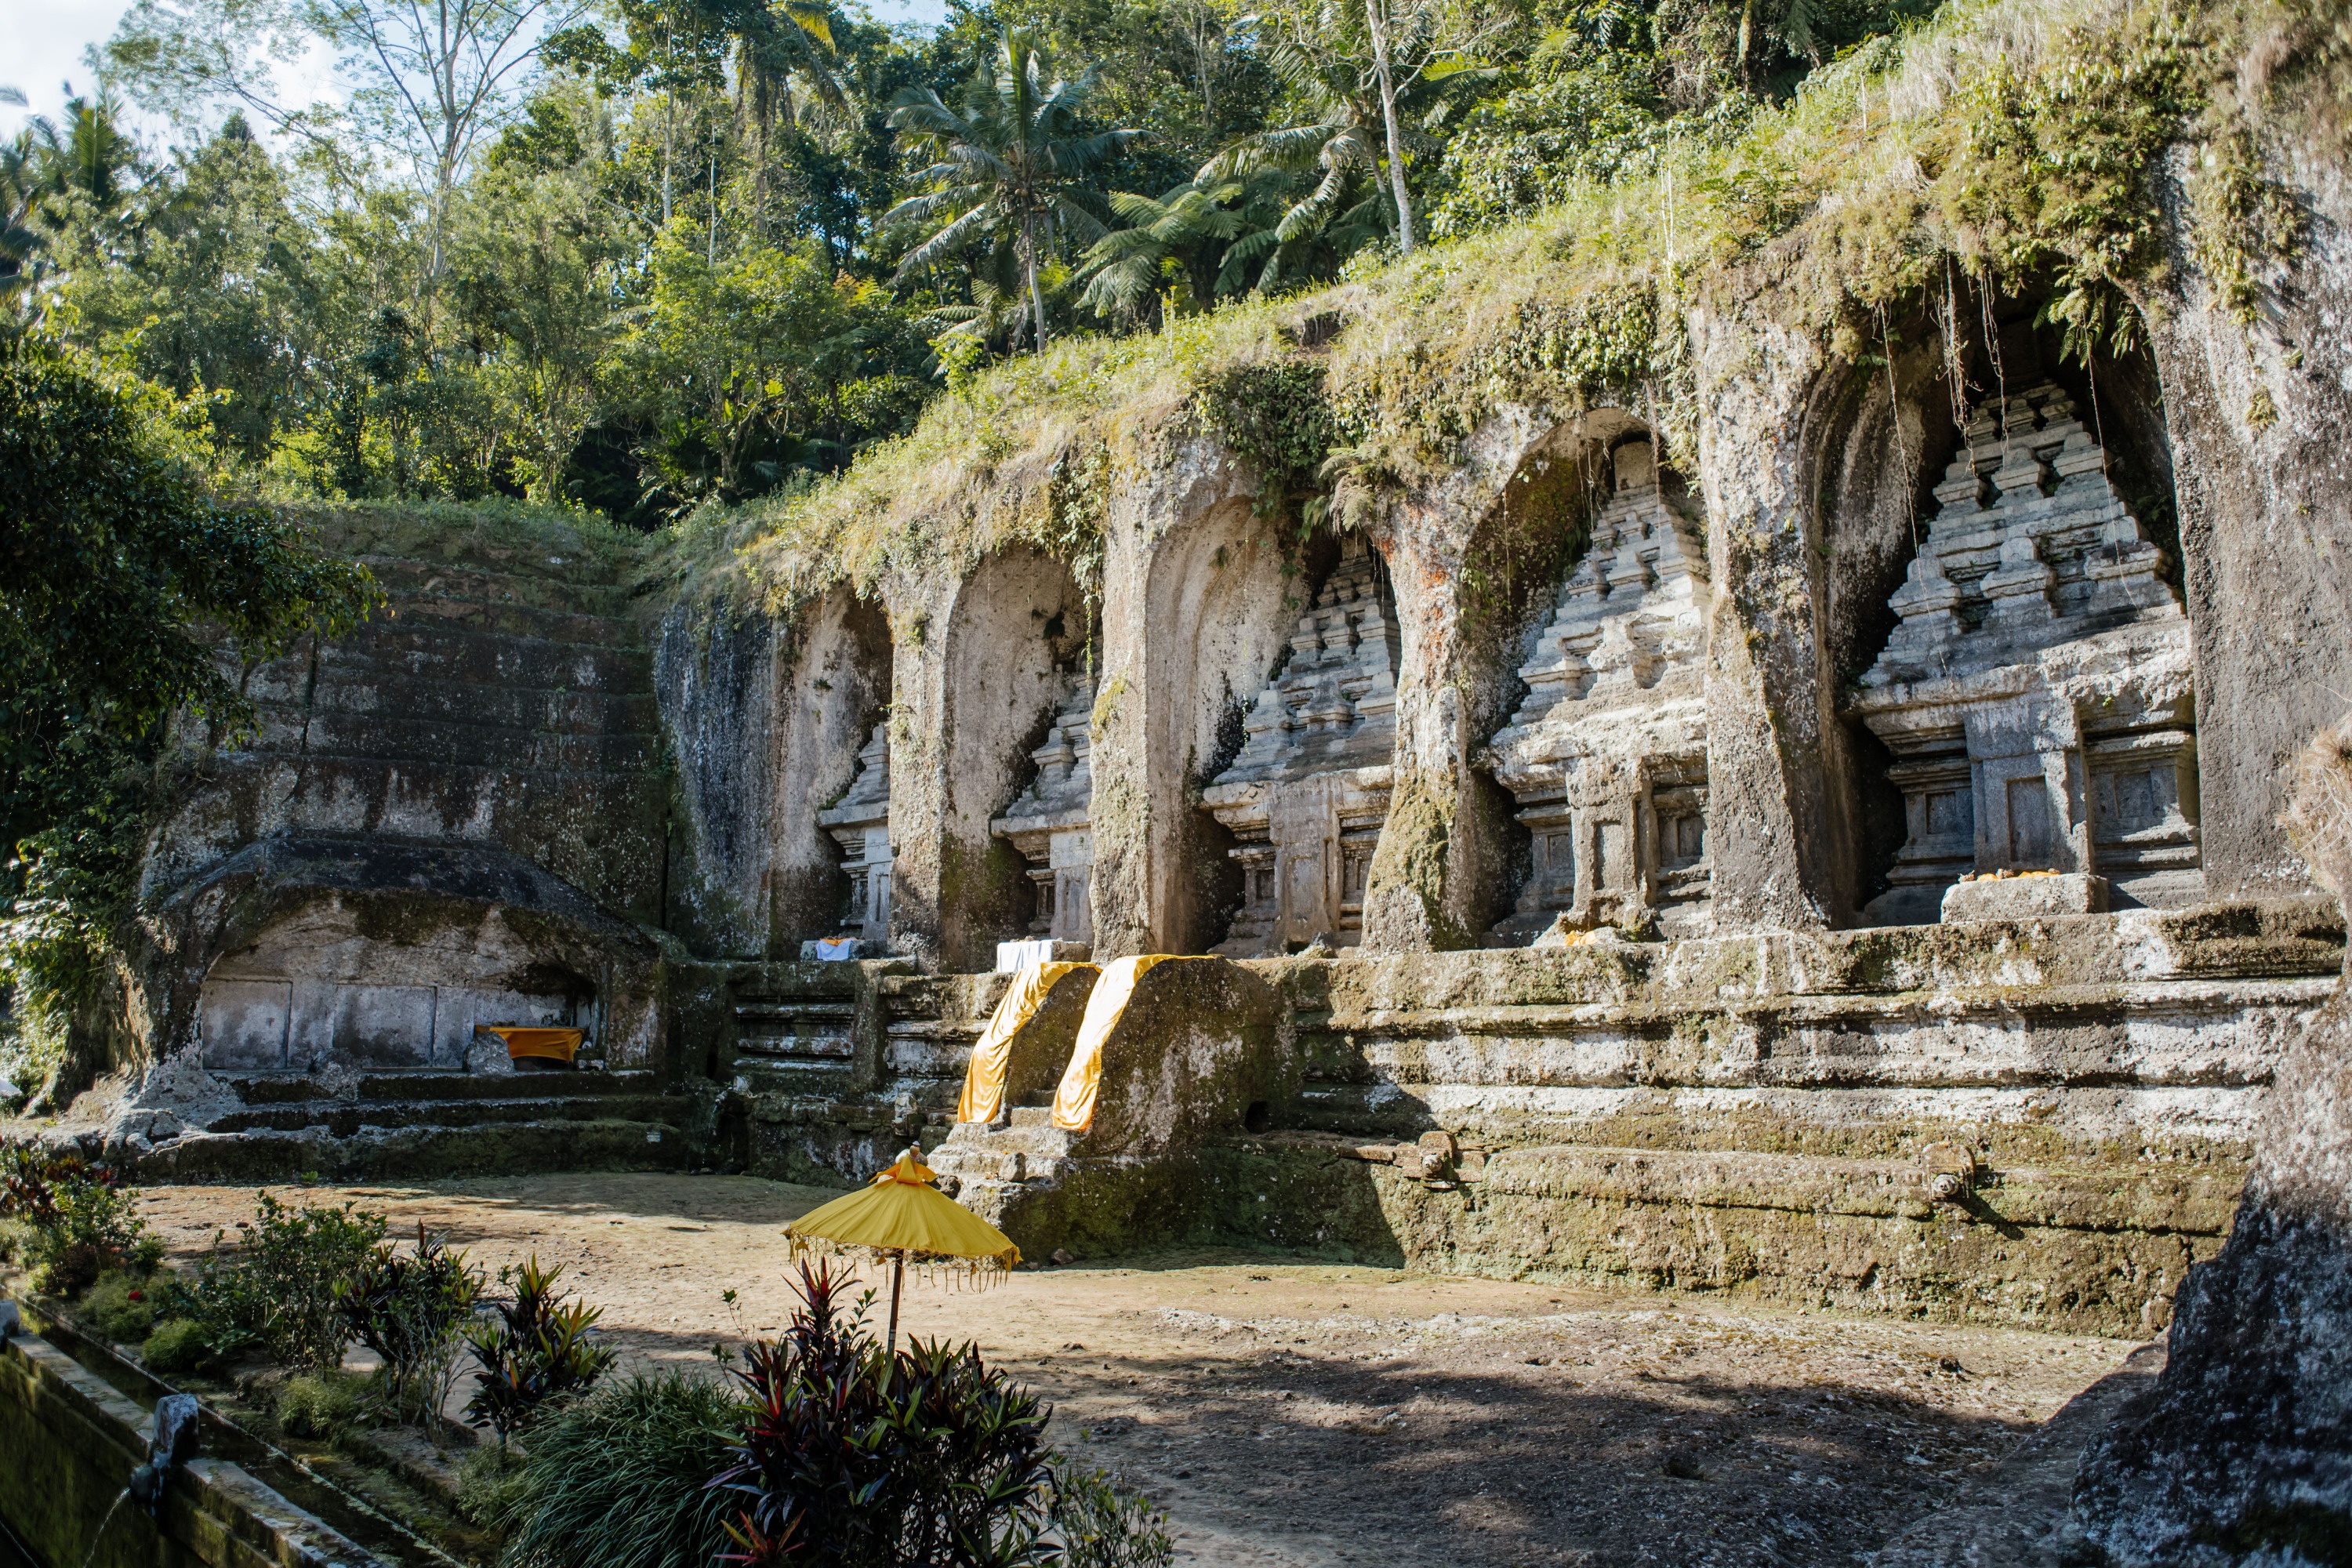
[[778, 589, 892, 949], [1355, 406, 1623, 949], [1480, 419, 1713, 940], [931, 546, 1090, 971], [1095, 492, 1301, 956], [1815, 290, 2198, 924], [656, 585, 890, 956]]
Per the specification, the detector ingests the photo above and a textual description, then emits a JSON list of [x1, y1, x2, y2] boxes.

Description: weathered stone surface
[[1944, 872, 2111, 923], [1484, 434, 1712, 941], [1203, 535, 1399, 955], [2073, 716, 2352, 1561]]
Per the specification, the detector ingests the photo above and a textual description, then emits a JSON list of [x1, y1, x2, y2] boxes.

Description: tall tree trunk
[[1023, 209, 1049, 354], [1365, 0, 1416, 254]]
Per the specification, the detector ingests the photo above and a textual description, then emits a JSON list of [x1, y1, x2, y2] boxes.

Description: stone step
[[136, 1118, 691, 1184], [376, 590, 642, 650], [230, 1069, 662, 1104], [258, 712, 662, 774], [211, 1092, 684, 1135], [356, 555, 637, 617], [314, 622, 651, 694]]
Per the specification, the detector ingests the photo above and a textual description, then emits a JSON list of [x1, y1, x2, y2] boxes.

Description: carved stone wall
[[1202, 535, 1400, 954], [992, 674, 1096, 946], [1853, 383, 2199, 924], [1484, 436, 1711, 938]]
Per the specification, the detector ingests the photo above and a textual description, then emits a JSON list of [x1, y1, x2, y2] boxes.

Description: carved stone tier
[[991, 675, 1095, 946], [1483, 438, 1712, 941], [815, 723, 894, 946], [1854, 383, 2201, 924], [1202, 535, 1399, 956]]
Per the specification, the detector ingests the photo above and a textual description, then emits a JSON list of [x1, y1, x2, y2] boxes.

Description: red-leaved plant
[[714, 1262, 1055, 1567]]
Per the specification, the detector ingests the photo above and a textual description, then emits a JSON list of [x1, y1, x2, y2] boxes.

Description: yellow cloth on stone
[[477, 1025, 583, 1064], [1050, 955, 1179, 1132], [956, 960, 1091, 1124], [786, 1149, 1022, 1269]]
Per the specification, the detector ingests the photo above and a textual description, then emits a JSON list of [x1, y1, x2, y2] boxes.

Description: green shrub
[[465, 1257, 614, 1439], [488, 1370, 743, 1568], [339, 1224, 481, 1426], [80, 1269, 165, 1341], [1050, 1465, 1174, 1568], [171, 1192, 387, 1370], [275, 1369, 376, 1439], [455, 1444, 532, 1529], [141, 1317, 210, 1374]]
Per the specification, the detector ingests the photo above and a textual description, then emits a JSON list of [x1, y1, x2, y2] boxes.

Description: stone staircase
[[137, 1069, 692, 1182], [930, 1094, 1081, 1227]]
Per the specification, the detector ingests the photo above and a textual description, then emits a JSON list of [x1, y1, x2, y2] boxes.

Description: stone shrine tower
[[1483, 437, 1712, 940], [815, 723, 895, 948], [1203, 535, 1400, 955], [1853, 383, 2201, 924], [991, 675, 1096, 946]]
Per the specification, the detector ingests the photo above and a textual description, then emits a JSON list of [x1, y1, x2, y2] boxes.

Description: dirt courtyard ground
[[136, 1174, 2145, 1568]]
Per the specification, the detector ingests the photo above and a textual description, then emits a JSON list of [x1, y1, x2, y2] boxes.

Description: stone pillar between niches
[[1087, 437, 1275, 956], [934, 547, 1090, 972], [2147, 187, 2352, 900], [1690, 310, 1845, 932], [1358, 407, 1628, 952], [876, 581, 949, 966]]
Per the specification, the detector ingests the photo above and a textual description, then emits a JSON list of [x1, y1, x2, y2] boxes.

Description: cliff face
[[60, 14, 2352, 1541], [2072, 718, 2352, 1563]]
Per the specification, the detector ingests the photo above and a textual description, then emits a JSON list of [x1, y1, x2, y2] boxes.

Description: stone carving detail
[[815, 723, 894, 946], [992, 676, 1095, 945], [1203, 535, 1399, 955], [1854, 383, 2201, 924], [1484, 437, 1711, 940]]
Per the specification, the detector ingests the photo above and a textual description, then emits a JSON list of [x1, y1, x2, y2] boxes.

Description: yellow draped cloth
[[476, 1025, 583, 1064], [956, 960, 1091, 1124], [1049, 955, 1178, 1132]]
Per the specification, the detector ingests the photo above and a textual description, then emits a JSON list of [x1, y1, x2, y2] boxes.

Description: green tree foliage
[[886, 29, 1139, 354], [0, 329, 375, 1094]]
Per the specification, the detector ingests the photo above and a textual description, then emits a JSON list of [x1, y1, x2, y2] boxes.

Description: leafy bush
[[276, 1369, 376, 1439], [339, 1224, 481, 1425], [171, 1193, 388, 1370], [141, 1316, 210, 1374], [81, 1269, 165, 1342], [715, 1263, 1056, 1567], [464, 1256, 615, 1439], [485, 1370, 745, 1568], [0, 1139, 158, 1293], [1049, 1466, 1173, 1568]]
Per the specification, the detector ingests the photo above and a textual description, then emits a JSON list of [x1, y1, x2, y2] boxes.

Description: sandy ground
[[135, 1174, 2144, 1568]]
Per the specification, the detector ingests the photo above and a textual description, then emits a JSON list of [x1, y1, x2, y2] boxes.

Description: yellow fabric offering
[[477, 1025, 583, 1064], [785, 1149, 1022, 1269], [956, 960, 1091, 1124], [1050, 954, 1180, 1132]]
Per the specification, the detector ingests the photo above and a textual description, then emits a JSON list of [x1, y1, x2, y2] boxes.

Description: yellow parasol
[[783, 1146, 1021, 1351]]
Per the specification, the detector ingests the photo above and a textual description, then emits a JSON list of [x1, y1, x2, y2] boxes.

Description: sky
[[0, 0, 952, 140]]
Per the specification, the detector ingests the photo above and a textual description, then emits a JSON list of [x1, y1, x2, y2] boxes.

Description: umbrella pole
[[887, 1253, 904, 1356]]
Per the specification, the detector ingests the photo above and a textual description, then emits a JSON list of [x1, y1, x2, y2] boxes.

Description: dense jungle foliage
[[5, 0, 1938, 525]]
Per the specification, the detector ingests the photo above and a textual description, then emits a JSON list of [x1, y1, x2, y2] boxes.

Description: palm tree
[[884, 31, 1138, 354], [1204, 0, 1498, 258], [1076, 165, 1380, 321]]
